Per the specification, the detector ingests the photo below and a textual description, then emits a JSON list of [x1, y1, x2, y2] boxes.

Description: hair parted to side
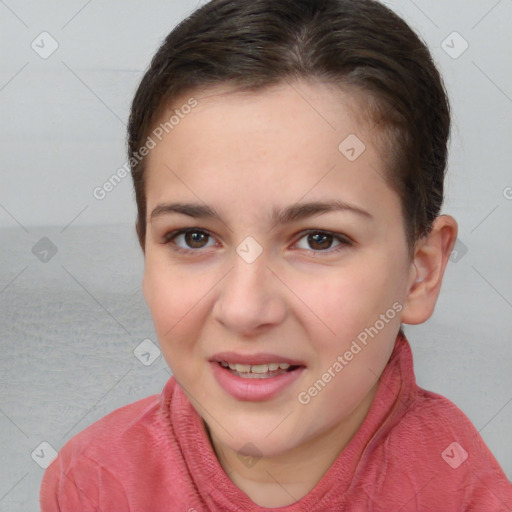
[[127, 0, 450, 254]]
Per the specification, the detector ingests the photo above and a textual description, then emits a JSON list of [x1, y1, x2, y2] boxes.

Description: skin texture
[[141, 80, 457, 507]]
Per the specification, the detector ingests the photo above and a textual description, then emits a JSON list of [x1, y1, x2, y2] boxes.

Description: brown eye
[[294, 230, 351, 253], [307, 232, 333, 250], [183, 231, 209, 248], [165, 229, 215, 251]]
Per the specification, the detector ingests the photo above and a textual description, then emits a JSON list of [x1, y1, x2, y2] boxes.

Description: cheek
[[144, 263, 213, 383], [300, 261, 403, 343], [143, 256, 208, 348], [294, 263, 405, 425], [294, 256, 406, 405]]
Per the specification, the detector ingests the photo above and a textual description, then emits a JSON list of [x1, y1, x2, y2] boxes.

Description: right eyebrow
[[150, 203, 221, 222]]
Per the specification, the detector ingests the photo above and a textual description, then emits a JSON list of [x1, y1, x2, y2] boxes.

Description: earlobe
[[401, 215, 458, 325]]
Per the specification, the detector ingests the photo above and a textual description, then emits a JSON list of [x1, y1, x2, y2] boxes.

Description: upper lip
[[210, 352, 306, 366]]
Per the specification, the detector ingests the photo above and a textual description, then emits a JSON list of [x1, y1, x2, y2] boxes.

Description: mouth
[[216, 360, 303, 379], [209, 352, 306, 401]]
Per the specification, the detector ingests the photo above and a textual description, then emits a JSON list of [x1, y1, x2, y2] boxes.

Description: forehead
[[143, 80, 397, 223], [151, 80, 370, 144], [147, 81, 375, 168]]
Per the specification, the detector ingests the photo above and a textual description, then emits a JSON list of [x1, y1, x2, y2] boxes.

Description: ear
[[401, 215, 458, 325]]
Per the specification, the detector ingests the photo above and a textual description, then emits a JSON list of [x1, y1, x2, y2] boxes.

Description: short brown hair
[[127, 0, 450, 253]]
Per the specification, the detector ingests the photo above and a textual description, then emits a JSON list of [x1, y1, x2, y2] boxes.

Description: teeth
[[234, 363, 251, 373], [251, 364, 269, 374], [219, 361, 292, 373]]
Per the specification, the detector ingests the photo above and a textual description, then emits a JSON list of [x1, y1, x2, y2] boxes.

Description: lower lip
[[210, 362, 305, 401]]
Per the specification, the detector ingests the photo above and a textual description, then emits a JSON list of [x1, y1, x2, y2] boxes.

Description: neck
[[207, 381, 378, 507]]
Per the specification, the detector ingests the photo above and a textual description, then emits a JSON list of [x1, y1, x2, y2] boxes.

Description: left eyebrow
[[149, 200, 373, 225], [270, 200, 373, 226]]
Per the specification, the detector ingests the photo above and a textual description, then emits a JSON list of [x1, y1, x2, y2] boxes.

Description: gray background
[[1, 0, 511, 510]]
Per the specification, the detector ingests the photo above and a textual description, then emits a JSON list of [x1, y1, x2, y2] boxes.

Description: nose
[[212, 248, 287, 337]]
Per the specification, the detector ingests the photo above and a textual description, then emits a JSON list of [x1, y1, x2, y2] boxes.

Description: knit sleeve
[[40, 450, 130, 512]]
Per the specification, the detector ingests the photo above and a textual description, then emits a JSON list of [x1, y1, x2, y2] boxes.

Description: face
[[142, 80, 414, 458]]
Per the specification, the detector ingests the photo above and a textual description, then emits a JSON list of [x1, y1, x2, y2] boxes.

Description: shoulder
[[396, 386, 494, 455], [364, 385, 512, 510], [45, 391, 165, 476], [40, 392, 164, 511], [40, 379, 187, 511], [391, 385, 506, 474], [44, 377, 179, 473], [70, 393, 160, 451]]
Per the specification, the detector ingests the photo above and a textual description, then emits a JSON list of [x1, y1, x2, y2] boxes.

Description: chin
[[233, 435, 297, 459], [220, 416, 306, 456]]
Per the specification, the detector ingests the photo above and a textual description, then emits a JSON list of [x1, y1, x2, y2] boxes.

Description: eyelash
[[162, 228, 353, 256]]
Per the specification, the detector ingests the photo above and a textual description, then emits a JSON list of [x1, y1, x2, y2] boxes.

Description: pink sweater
[[40, 334, 512, 511]]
